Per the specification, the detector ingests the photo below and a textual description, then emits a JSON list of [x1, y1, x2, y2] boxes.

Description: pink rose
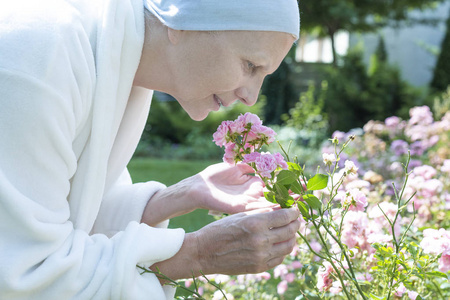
[[223, 143, 237, 165], [247, 124, 277, 144], [439, 252, 450, 273], [277, 280, 288, 295], [273, 152, 288, 169], [242, 152, 261, 164], [236, 112, 263, 128], [340, 189, 368, 212], [255, 153, 279, 178], [213, 120, 232, 147]]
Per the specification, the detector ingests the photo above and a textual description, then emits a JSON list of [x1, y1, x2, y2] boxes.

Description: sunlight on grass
[[128, 158, 221, 232]]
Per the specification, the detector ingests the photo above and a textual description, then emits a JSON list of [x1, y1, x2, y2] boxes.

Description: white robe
[[0, 0, 185, 299]]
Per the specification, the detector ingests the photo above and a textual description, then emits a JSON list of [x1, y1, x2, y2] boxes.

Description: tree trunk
[[329, 30, 337, 66]]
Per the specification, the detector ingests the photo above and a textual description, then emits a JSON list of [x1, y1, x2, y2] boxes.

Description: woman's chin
[[188, 110, 210, 121]]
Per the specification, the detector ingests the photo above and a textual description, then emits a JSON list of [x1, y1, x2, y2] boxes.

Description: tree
[[430, 7, 450, 93], [299, 0, 445, 65]]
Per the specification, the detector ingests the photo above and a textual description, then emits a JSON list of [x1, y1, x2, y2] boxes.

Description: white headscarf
[[144, 0, 300, 39]]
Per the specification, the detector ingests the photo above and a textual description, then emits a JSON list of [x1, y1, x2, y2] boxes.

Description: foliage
[[323, 42, 422, 133], [299, 0, 445, 64], [430, 7, 450, 93], [433, 86, 450, 120], [261, 57, 298, 125], [281, 81, 329, 148]]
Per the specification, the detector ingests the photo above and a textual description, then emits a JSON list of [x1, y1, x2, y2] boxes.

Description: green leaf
[[287, 162, 302, 175], [297, 201, 310, 219], [290, 180, 303, 194], [274, 183, 290, 198], [426, 271, 449, 279], [306, 174, 328, 191], [264, 192, 277, 204], [369, 294, 386, 300], [276, 170, 298, 185], [303, 194, 322, 211]]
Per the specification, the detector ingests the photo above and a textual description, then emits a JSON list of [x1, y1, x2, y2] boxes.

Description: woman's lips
[[214, 94, 223, 108]]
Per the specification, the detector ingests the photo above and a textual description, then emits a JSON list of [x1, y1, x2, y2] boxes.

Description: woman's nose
[[235, 77, 264, 106]]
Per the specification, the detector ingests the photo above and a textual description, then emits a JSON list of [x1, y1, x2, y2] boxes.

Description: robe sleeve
[[0, 6, 185, 300], [93, 169, 170, 237]]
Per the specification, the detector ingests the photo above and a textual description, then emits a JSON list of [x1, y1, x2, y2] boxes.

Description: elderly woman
[[0, 0, 300, 299]]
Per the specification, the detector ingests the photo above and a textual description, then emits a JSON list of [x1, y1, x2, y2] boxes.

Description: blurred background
[[129, 0, 450, 231]]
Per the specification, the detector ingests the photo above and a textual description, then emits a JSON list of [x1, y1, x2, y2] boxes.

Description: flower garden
[[172, 106, 450, 300]]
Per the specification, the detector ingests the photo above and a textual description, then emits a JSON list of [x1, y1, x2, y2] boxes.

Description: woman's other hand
[[151, 207, 300, 280]]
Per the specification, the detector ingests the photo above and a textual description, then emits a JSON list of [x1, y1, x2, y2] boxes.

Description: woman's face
[[166, 30, 295, 121]]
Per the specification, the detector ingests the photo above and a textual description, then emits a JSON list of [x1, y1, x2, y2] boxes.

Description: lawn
[[127, 157, 221, 232]]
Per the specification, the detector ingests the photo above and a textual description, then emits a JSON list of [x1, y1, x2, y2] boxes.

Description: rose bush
[[181, 107, 450, 300]]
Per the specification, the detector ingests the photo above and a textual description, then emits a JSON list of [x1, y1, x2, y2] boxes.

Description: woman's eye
[[247, 61, 257, 73]]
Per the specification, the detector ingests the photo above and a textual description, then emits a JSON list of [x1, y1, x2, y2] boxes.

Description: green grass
[[127, 157, 221, 232]]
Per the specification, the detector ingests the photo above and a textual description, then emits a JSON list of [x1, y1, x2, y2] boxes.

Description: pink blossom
[[213, 121, 232, 146], [243, 152, 286, 178], [273, 264, 288, 279], [441, 159, 450, 174], [284, 273, 296, 283], [277, 280, 288, 295], [356, 273, 373, 282], [413, 165, 437, 180], [341, 211, 369, 249], [439, 252, 450, 273], [223, 143, 237, 165], [344, 160, 358, 175], [246, 124, 277, 144], [242, 152, 260, 164], [236, 112, 262, 130], [256, 154, 277, 178], [385, 116, 401, 127], [420, 228, 450, 255], [340, 189, 368, 212], [394, 282, 407, 297], [408, 291, 419, 300], [408, 105, 433, 126], [290, 261, 303, 269], [317, 261, 334, 292], [273, 152, 288, 169], [329, 281, 343, 294]]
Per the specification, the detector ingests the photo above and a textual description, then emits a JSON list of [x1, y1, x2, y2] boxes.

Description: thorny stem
[[137, 266, 205, 299], [320, 222, 368, 300]]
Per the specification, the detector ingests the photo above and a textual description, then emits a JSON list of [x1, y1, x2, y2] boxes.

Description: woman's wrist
[[151, 232, 204, 282], [141, 176, 201, 226]]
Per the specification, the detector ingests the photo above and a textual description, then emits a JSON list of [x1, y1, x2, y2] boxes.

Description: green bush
[[323, 39, 423, 133], [430, 7, 450, 93]]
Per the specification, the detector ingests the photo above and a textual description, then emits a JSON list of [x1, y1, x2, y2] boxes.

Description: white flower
[[323, 153, 337, 165], [344, 160, 358, 175]]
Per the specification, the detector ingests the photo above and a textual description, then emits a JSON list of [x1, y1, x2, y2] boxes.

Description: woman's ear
[[167, 27, 182, 45]]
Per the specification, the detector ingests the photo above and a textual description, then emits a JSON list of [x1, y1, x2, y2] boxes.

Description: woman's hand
[[192, 162, 275, 214], [141, 162, 274, 227], [151, 207, 301, 280]]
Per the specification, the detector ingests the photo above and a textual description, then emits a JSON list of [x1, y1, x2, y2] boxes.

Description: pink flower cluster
[[420, 228, 450, 273], [316, 261, 348, 293], [243, 152, 288, 178], [213, 113, 287, 177], [338, 188, 368, 211], [213, 112, 276, 148]]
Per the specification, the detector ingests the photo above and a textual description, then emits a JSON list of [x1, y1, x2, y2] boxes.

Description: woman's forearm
[[141, 175, 201, 226]]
